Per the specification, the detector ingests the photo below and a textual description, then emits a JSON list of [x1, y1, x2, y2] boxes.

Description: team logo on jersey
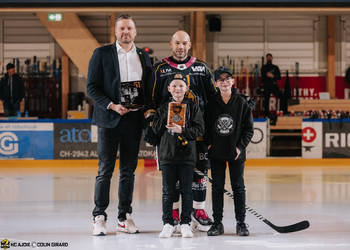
[[177, 64, 186, 70], [160, 68, 172, 74], [215, 114, 234, 136], [191, 66, 205, 72]]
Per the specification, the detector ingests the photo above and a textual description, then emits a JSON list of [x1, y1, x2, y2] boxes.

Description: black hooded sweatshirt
[[204, 89, 254, 161]]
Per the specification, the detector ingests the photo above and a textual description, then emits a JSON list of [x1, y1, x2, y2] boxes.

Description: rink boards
[[1, 118, 349, 159]]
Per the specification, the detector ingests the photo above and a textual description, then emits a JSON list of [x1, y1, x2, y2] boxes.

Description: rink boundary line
[[0, 159, 119, 168], [0, 158, 350, 168], [246, 158, 350, 167]]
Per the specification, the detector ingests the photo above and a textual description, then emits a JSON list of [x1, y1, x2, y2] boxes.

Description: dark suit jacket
[[87, 43, 153, 128]]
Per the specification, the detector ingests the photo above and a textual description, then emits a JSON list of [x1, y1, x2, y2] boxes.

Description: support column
[[327, 15, 336, 99], [190, 11, 206, 61], [61, 50, 69, 119]]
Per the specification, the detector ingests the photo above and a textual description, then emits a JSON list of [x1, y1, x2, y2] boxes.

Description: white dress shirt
[[107, 41, 143, 109], [116, 41, 142, 82]]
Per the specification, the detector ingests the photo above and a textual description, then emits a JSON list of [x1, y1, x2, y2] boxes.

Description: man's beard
[[173, 51, 187, 60], [120, 40, 132, 44], [120, 34, 133, 44]]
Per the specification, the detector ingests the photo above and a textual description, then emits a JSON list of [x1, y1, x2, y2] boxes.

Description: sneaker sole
[[237, 233, 249, 236], [117, 227, 139, 234], [93, 232, 106, 236], [207, 231, 224, 236], [181, 234, 193, 238]]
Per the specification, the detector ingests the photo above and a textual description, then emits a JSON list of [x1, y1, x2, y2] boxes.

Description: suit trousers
[[92, 110, 143, 221], [3, 101, 20, 116]]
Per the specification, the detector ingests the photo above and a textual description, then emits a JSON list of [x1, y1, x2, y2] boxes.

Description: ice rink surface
[[0, 162, 350, 250]]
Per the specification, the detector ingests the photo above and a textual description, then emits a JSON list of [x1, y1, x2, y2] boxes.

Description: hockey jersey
[[147, 56, 216, 113]]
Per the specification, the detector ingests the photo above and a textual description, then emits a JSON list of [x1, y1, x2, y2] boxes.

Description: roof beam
[[36, 12, 100, 78]]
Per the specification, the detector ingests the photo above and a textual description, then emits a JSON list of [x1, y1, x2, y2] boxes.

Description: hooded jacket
[[152, 97, 204, 165], [204, 89, 254, 161]]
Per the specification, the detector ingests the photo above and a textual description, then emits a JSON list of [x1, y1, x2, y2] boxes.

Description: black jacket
[[204, 89, 254, 161], [0, 73, 25, 104], [261, 62, 281, 87], [87, 43, 153, 128], [152, 98, 204, 165]]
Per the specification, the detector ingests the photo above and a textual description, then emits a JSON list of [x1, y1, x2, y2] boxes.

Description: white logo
[[325, 133, 350, 148], [215, 114, 234, 136], [191, 66, 205, 72], [0, 132, 19, 155], [160, 68, 172, 74]]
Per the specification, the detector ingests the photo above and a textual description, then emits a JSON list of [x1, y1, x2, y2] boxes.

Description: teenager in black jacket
[[205, 67, 254, 237], [152, 74, 204, 238]]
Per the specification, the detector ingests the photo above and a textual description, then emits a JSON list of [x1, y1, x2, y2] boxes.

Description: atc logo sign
[[302, 127, 317, 143], [0, 132, 19, 155]]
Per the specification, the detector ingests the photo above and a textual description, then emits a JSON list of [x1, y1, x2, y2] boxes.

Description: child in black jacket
[[152, 74, 204, 238], [205, 67, 254, 237]]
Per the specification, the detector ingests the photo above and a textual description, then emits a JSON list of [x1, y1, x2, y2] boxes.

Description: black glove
[[144, 125, 160, 147]]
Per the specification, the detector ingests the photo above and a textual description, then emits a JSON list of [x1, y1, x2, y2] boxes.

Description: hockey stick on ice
[[194, 168, 310, 233]]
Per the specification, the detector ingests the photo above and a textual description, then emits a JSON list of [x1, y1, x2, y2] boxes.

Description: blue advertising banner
[[0, 123, 53, 159], [53, 122, 97, 159]]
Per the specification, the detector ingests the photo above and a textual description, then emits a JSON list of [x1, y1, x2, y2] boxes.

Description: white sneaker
[[117, 213, 139, 234], [159, 224, 175, 238], [93, 215, 107, 236], [181, 224, 193, 238]]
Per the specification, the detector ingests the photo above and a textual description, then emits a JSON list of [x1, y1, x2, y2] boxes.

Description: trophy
[[167, 102, 186, 127]]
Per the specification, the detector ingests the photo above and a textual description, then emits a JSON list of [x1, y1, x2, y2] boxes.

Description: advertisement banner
[[246, 119, 268, 159], [138, 133, 157, 159], [54, 123, 97, 159], [302, 120, 322, 158], [323, 120, 350, 158], [0, 123, 53, 159]]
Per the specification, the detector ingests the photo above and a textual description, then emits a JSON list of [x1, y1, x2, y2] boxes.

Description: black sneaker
[[207, 222, 224, 236], [236, 222, 249, 236]]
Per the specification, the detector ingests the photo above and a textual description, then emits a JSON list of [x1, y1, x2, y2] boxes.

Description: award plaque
[[120, 80, 144, 108], [167, 102, 186, 127]]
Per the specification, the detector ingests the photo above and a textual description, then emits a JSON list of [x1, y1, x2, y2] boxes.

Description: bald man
[[144, 30, 216, 232]]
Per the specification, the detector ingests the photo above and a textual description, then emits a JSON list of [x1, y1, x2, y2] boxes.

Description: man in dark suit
[[87, 14, 153, 236]]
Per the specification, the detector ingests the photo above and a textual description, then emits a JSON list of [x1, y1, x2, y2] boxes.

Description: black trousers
[[173, 141, 209, 205], [210, 157, 246, 223], [3, 101, 20, 116], [92, 111, 143, 221], [161, 163, 193, 225], [263, 83, 285, 117]]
